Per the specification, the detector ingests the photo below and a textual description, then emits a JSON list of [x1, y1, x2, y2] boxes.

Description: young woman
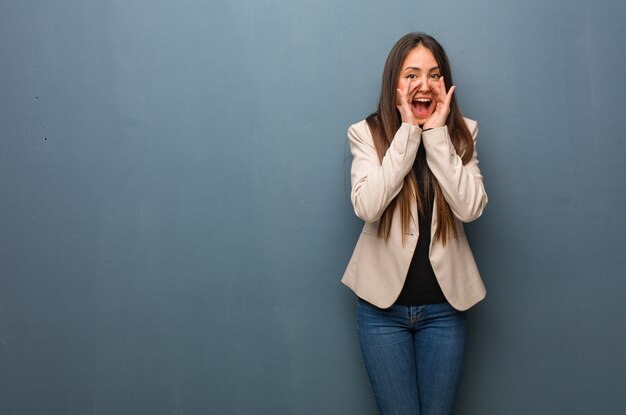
[[342, 33, 488, 414]]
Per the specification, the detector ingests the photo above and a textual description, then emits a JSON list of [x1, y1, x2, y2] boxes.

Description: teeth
[[415, 98, 430, 103]]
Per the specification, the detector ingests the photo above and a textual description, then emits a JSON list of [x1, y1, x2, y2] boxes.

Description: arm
[[422, 119, 488, 222], [349, 121, 422, 223]]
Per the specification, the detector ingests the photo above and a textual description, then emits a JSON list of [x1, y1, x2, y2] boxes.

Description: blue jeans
[[357, 298, 467, 415]]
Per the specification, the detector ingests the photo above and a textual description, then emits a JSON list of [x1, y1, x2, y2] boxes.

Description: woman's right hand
[[396, 80, 420, 126]]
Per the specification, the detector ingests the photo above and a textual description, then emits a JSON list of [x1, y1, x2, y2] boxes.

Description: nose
[[418, 76, 430, 92]]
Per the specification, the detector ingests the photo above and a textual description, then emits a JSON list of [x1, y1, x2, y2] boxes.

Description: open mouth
[[412, 98, 432, 116]]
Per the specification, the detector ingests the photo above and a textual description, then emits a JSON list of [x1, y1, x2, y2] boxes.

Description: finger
[[444, 85, 456, 107], [428, 78, 441, 103], [397, 80, 411, 105], [396, 88, 405, 106], [435, 76, 447, 102], [398, 87, 411, 103], [408, 80, 421, 100], [404, 79, 412, 97], [396, 89, 410, 111]]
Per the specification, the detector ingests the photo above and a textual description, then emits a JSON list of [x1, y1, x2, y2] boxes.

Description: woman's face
[[396, 45, 442, 125]]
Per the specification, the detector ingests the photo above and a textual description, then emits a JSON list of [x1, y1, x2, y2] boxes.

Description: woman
[[342, 33, 488, 414]]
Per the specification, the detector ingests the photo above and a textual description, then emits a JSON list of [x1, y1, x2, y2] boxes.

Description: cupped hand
[[423, 76, 455, 130], [396, 80, 420, 126]]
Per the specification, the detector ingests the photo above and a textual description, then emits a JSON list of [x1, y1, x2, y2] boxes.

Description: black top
[[394, 145, 447, 306]]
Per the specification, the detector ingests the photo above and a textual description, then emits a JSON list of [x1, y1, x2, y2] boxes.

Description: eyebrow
[[402, 66, 440, 72]]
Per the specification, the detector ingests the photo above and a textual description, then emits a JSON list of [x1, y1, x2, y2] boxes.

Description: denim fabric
[[357, 298, 467, 415]]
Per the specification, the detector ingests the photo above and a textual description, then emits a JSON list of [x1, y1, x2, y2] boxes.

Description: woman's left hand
[[423, 77, 456, 130]]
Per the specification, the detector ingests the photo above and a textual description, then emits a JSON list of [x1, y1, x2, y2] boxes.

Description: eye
[[430, 73, 442, 80], [406, 74, 417, 79]]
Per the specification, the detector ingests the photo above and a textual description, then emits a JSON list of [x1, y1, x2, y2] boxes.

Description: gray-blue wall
[[1, 1, 625, 414]]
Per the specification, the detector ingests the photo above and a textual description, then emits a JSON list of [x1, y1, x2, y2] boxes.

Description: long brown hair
[[366, 33, 474, 245]]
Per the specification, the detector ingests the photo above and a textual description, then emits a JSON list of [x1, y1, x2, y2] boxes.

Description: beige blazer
[[342, 117, 487, 311]]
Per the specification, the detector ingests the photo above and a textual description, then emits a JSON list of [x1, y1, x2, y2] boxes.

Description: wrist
[[423, 120, 445, 130], [403, 117, 418, 126]]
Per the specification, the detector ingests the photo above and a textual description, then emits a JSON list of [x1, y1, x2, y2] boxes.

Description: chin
[[413, 116, 429, 126], [413, 111, 434, 127]]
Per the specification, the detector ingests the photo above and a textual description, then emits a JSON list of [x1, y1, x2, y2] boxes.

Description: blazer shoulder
[[347, 119, 374, 146], [348, 119, 371, 136], [462, 116, 478, 136]]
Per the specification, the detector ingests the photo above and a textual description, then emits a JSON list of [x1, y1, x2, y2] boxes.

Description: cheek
[[397, 78, 407, 91]]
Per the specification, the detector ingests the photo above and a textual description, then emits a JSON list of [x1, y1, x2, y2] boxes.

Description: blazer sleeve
[[421, 118, 488, 223], [348, 121, 422, 223]]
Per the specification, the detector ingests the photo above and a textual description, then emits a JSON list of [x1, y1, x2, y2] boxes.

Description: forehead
[[402, 45, 438, 70]]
